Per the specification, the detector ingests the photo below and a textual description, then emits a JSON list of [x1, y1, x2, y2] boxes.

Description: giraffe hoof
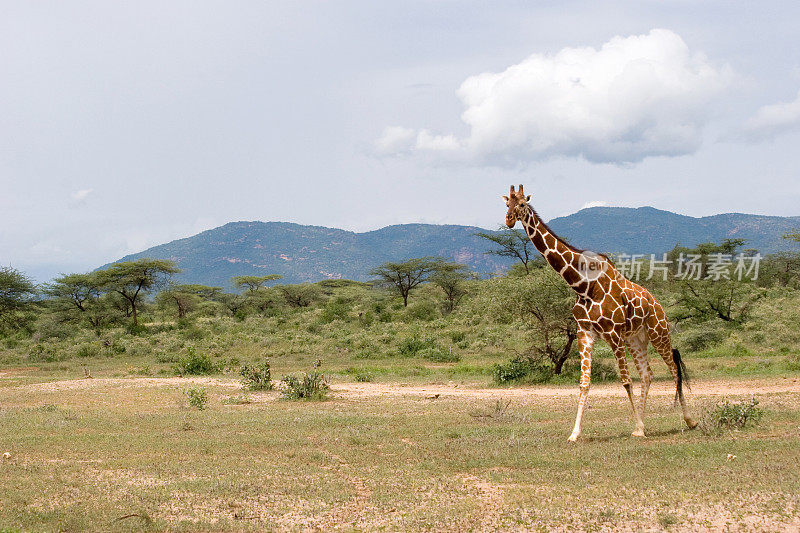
[[685, 418, 698, 429], [567, 434, 579, 443], [631, 429, 646, 438]]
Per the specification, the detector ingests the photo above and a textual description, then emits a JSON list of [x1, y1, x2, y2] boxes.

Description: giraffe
[[502, 184, 697, 441]]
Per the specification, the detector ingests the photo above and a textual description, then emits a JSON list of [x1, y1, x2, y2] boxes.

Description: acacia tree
[[430, 263, 471, 314], [487, 268, 577, 374], [157, 284, 221, 319], [476, 228, 536, 274], [0, 266, 37, 331], [232, 274, 282, 294], [671, 239, 763, 323], [370, 257, 446, 307], [98, 259, 180, 326], [278, 283, 324, 308], [44, 272, 110, 329]]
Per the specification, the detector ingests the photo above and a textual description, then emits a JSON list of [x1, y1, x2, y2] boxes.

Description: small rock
[[2, 452, 10, 460], [726, 454, 737, 462]]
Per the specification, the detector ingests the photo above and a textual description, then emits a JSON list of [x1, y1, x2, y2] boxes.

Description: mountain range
[[104, 206, 800, 287]]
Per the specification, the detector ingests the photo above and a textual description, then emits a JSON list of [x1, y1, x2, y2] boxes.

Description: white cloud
[[741, 89, 800, 141], [581, 200, 609, 209], [415, 130, 461, 151], [374, 126, 416, 154], [70, 188, 93, 202], [378, 29, 732, 165], [375, 127, 462, 154]]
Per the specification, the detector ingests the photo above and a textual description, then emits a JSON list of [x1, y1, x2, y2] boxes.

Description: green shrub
[[281, 360, 329, 400], [27, 344, 63, 363], [126, 323, 148, 336], [700, 398, 763, 434], [174, 347, 217, 375], [397, 335, 436, 356], [680, 327, 725, 352], [240, 360, 273, 391], [404, 301, 439, 322], [184, 386, 208, 410], [75, 343, 99, 358], [104, 339, 126, 355], [450, 331, 467, 343], [493, 356, 552, 384], [320, 297, 352, 323]]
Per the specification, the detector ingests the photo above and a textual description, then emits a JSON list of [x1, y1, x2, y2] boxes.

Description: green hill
[[102, 207, 800, 287]]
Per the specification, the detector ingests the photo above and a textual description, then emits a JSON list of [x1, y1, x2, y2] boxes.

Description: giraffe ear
[[525, 195, 531, 201], [501, 195, 509, 202]]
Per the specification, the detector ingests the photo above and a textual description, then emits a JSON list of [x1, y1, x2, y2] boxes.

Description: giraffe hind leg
[[649, 323, 697, 429]]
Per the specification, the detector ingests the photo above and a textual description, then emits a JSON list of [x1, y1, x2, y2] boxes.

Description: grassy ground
[[1, 371, 799, 531], [1, 285, 799, 530]]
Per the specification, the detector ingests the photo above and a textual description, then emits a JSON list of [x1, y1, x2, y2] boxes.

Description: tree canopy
[[97, 259, 180, 325], [370, 257, 452, 307], [0, 266, 37, 331], [475, 228, 537, 274]]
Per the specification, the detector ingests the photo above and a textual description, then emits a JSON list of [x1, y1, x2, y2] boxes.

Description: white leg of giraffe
[[568, 328, 596, 442], [627, 329, 652, 438]]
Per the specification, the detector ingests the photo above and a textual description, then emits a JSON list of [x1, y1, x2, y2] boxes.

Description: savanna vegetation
[[1, 234, 799, 385], [1, 232, 800, 530]]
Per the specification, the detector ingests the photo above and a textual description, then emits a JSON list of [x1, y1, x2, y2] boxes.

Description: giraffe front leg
[[568, 329, 595, 442]]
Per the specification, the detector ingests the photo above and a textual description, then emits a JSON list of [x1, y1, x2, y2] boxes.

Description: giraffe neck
[[518, 206, 591, 292]]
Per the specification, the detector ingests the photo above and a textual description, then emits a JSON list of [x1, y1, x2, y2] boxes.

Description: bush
[[126, 323, 148, 336], [493, 355, 617, 384], [184, 386, 208, 410], [27, 344, 63, 363], [397, 335, 436, 357], [404, 301, 439, 322], [680, 326, 726, 352], [700, 398, 763, 434], [493, 356, 552, 384], [174, 347, 217, 375], [281, 360, 329, 400], [450, 331, 467, 343], [240, 360, 273, 391], [320, 296, 352, 323], [75, 343, 99, 358]]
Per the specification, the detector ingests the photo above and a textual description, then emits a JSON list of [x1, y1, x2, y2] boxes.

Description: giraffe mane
[[525, 205, 616, 267]]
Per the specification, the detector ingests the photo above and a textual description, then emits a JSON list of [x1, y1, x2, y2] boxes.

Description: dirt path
[[5, 374, 800, 399]]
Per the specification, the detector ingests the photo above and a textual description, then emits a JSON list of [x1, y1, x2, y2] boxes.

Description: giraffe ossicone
[[502, 184, 697, 441]]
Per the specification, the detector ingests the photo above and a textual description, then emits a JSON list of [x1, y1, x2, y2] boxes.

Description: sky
[[2, 1, 800, 282]]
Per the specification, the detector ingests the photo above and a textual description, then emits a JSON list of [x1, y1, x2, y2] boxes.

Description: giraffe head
[[501, 184, 531, 228]]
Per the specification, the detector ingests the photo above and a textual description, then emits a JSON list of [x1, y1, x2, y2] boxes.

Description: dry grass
[[1, 373, 799, 531]]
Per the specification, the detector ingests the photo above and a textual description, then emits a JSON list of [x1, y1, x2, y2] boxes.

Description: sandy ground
[[4, 373, 799, 400]]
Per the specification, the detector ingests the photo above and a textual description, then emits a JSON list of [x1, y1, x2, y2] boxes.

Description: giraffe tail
[[672, 348, 691, 405]]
